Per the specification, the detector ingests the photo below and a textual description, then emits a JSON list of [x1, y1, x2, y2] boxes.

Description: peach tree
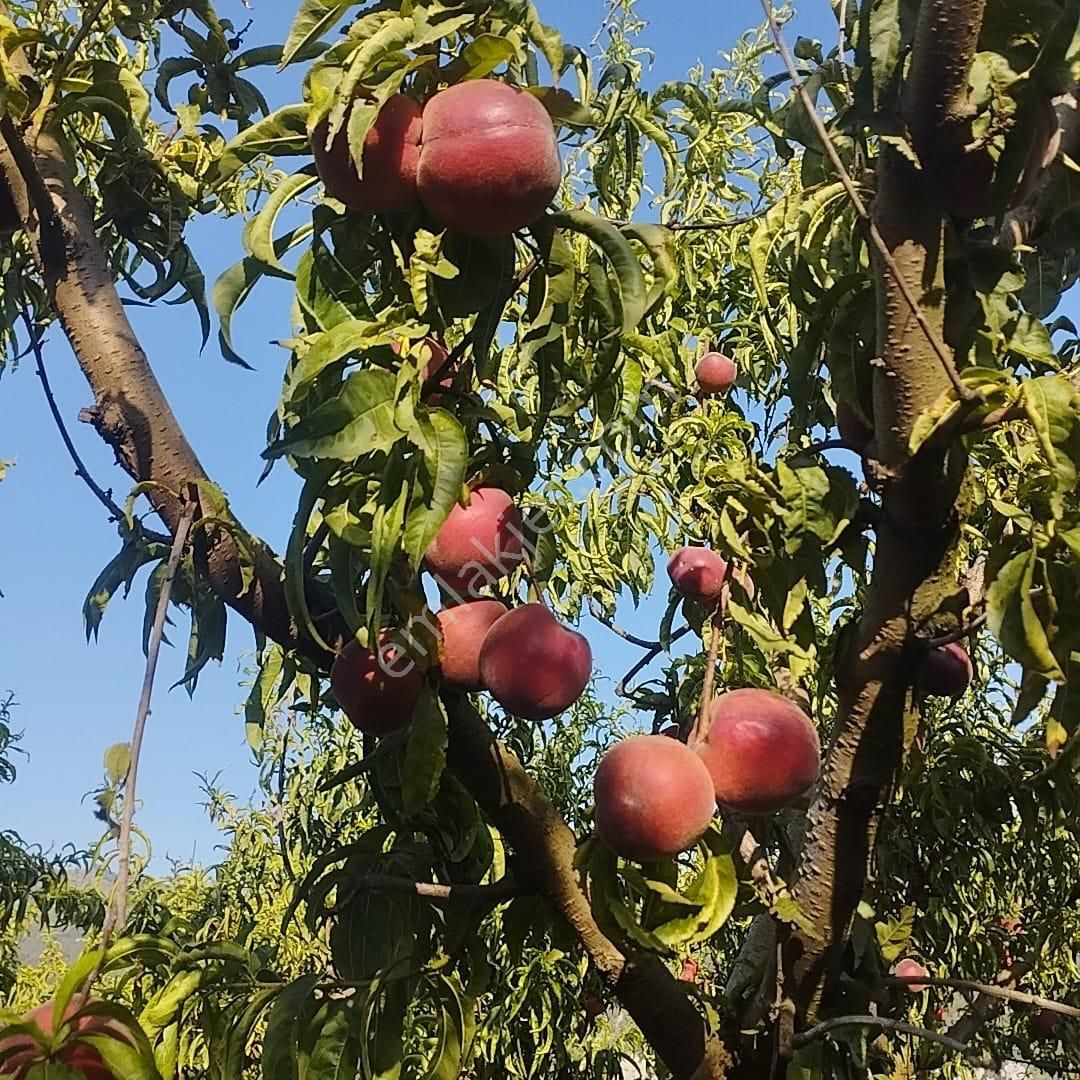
[[1, 0, 1080, 1078]]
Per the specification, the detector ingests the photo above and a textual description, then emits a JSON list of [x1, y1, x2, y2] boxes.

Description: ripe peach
[[667, 548, 754, 605], [694, 689, 820, 814], [893, 958, 930, 993], [435, 599, 508, 692], [311, 94, 422, 213], [920, 643, 973, 698], [836, 399, 872, 451], [424, 487, 525, 597], [667, 547, 726, 604], [695, 352, 737, 395], [0, 999, 135, 1079], [392, 337, 454, 402], [330, 631, 423, 736], [594, 735, 716, 861], [679, 958, 699, 984], [417, 80, 561, 236], [478, 603, 591, 720]]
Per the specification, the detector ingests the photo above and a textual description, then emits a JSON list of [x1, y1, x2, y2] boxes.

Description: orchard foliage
[[2, 0, 1080, 1078]]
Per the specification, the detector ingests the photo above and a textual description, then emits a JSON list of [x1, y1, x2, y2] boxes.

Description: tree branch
[[23, 309, 125, 524], [333, 873, 521, 912], [790, 1014, 980, 1059], [0, 120, 337, 665], [887, 974, 1080, 1018]]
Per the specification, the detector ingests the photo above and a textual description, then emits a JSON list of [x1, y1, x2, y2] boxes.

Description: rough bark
[[783, 0, 985, 1025], [3, 115, 728, 1080]]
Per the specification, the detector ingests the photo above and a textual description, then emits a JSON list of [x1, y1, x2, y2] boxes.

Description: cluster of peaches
[[311, 78, 562, 237]]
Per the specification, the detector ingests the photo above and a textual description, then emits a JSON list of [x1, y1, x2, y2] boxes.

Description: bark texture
[[783, 0, 986, 1025]]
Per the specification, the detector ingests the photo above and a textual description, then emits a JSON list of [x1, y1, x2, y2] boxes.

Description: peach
[[478, 603, 591, 720], [435, 599, 508, 692], [417, 80, 561, 236], [920, 643, 973, 698], [0, 999, 135, 1079], [893, 958, 930, 993], [695, 689, 820, 814], [667, 548, 755, 606], [311, 94, 422, 214], [695, 352, 737, 395], [330, 631, 423, 736], [594, 735, 716, 861], [424, 487, 524, 597]]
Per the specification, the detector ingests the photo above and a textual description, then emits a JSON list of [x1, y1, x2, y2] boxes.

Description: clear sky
[[0, 1, 838, 869]]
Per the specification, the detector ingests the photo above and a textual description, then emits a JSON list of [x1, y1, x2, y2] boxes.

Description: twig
[[78, 494, 196, 1003], [836, 0, 853, 104], [614, 625, 692, 698], [758, 0, 974, 404], [31, 0, 112, 135], [690, 604, 725, 747], [888, 975, 1080, 1018], [330, 873, 521, 915], [109, 496, 196, 930], [588, 598, 667, 649], [23, 310, 125, 523], [790, 1014, 979, 1057]]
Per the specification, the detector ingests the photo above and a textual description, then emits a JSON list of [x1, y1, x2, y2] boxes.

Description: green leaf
[[282, 0, 351, 68], [986, 549, 1065, 682], [331, 892, 413, 983], [103, 742, 131, 785], [244, 169, 319, 274], [401, 689, 448, 817], [874, 905, 915, 963], [268, 368, 401, 460], [307, 999, 360, 1079], [261, 974, 320, 1080], [549, 210, 647, 334], [215, 105, 310, 183], [402, 410, 469, 568]]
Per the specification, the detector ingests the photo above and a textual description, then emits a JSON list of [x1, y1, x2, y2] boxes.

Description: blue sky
[[0, 1, 836, 868]]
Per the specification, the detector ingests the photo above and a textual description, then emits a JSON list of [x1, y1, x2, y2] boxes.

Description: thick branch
[[445, 695, 730, 1078], [0, 122, 332, 664], [783, 0, 983, 1029]]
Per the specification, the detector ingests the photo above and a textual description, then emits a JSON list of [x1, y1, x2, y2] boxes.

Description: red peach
[[920, 643, 973, 698], [695, 352, 737, 395], [679, 958, 699, 984], [893, 958, 930, 993], [330, 631, 424, 736], [594, 735, 716, 861], [694, 689, 820, 814], [435, 599, 508, 692], [582, 995, 604, 1018], [667, 548, 754, 605], [311, 94, 422, 213], [667, 547, 727, 605], [425, 487, 525, 597], [0, 999, 136, 1079], [417, 80, 561, 236], [478, 603, 591, 721]]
